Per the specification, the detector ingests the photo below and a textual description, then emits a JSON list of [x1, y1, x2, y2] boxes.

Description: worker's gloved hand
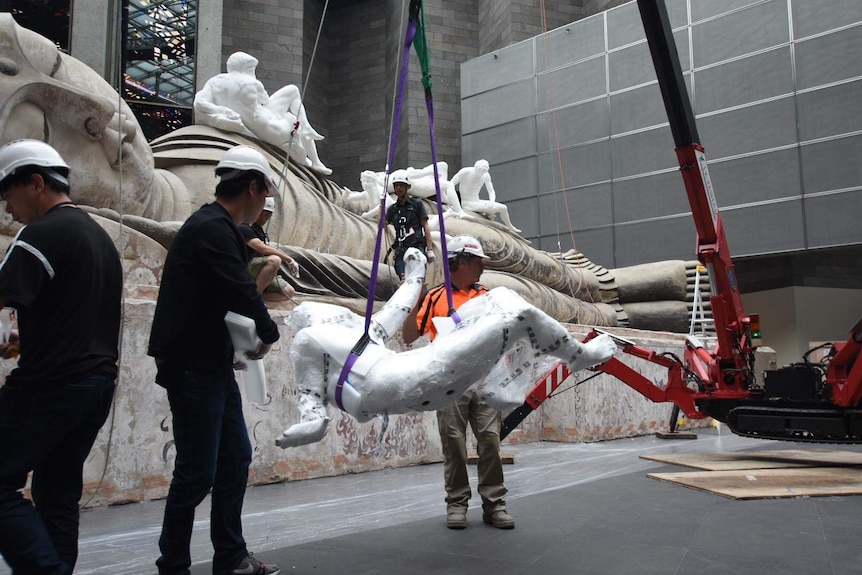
[[426, 251, 436, 264], [286, 259, 300, 278]]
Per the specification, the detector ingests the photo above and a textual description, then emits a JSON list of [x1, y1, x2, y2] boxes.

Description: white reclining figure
[[194, 51, 331, 174], [277, 248, 617, 448], [379, 163, 470, 217], [341, 170, 395, 219]]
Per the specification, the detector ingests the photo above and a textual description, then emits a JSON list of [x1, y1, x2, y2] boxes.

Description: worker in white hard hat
[[239, 195, 299, 302], [402, 235, 515, 531], [148, 145, 281, 575], [384, 169, 435, 280], [0, 140, 123, 573]]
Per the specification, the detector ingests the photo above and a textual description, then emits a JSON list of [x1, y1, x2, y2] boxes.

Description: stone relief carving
[[0, 15, 711, 333], [0, 15, 713, 505]]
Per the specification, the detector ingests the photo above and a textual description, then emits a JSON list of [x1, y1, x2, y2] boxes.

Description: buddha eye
[[0, 58, 19, 76]]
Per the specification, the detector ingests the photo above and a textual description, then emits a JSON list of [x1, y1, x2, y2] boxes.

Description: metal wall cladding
[[460, 0, 862, 267]]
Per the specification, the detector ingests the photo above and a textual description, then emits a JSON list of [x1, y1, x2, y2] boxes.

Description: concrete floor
[[4, 428, 862, 574]]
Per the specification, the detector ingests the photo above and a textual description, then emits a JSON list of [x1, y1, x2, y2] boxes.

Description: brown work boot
[[446, 507, 467, 529], [482, 509, 515, 529]]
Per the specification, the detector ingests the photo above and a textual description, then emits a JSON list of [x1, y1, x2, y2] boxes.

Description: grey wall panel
[[503, 196, 541, 239], [797, 80, 862, 142], [720, 200, 806, 256], [460, 0, 862, 267], [708, 148, 802, 207], [691, 0, 763, 23], [610, 82, 667, 135], [609, 41, 656, 91], [461, 79, 536, 134], [538, 139, 612, 192], [795, 26, 862, 91], [539, 182, 614, 230], [461, 117, 537, 165], [805, 191, 862, 248], [611, 126, 678, 179], [692, 0, 788, 68], [536, 55, 606, 111], [693, 47, 793, 115], [484, 156, 538, 202], [607, 0, 645, 50], [535, 14, 604, 73], [609, 31, 689, 92], [461, 41, 535, 98], [536, 98, 609, 152], [612, 171, 690, 223], [800, 134, 862, 196], [792, 0, 862, 40], [606, 0, 688, 50], [697, 96, 798, 159], [608, 29, 691, 92], [540, 226, 615, 268], [614, 216, 698, 267]]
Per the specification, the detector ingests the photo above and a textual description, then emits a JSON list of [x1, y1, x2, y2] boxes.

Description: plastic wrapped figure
[[276, 248, 616, 448]]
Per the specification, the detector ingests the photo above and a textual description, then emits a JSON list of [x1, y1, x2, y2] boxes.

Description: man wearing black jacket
[[149, 145, 281, 575]]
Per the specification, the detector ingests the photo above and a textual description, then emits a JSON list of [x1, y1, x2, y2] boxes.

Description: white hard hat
[[216, 145, 278, 196], [0, 139, 70, 188], [447, 235, 489, 259], [263, 197, 275, 213], [391, 171, 410, 187]]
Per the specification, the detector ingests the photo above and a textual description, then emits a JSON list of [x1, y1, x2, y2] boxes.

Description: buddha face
[[0, 14, 154, 216]]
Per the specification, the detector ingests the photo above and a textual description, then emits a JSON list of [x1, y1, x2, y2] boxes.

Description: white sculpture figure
[[380, 163, 469, 217], [341, 170, 394, 219], [194, 51, 331, 175], [449, 159, 521, 233], [276, 247, 617, 448]]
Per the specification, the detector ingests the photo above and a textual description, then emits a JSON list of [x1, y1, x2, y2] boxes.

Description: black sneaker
[[231, 553, 281, 575]]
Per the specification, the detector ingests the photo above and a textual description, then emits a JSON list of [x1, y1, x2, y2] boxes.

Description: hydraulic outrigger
[[502, 0, 862, 443]]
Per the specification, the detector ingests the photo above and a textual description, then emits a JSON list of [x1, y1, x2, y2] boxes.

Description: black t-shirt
[[148, 202, 279, 367], [239, 222, 267, 262], [0, 205, 122, 386], [385, 198, 428, 249]]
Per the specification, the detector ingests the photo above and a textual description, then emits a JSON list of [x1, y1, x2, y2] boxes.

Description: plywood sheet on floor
[[640, 449, 862, 471], [648, 467, 862, 499]]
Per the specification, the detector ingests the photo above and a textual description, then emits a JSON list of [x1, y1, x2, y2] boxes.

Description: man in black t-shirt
[[0, 140, 122, 574], [148, 145, 281, 575], [385, 172, 435, 279], [239, 196, 298, 302]]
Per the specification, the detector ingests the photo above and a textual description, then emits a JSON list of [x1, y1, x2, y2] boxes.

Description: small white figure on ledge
[[384, 163, 469, 217], [194, 51, 331, 175], [342, 170, 394, 219], [276, 247, 616, 448], [449, 159, 521, 233]]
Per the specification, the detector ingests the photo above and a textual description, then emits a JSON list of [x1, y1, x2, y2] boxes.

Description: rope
[[538, 0, 608, 325], [412, 0, 458, 321], [83, 5, 127, 507], [267, 0, 331, 240]]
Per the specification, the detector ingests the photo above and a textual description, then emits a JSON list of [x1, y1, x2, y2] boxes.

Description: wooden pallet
[[642, 449, 862, 499]]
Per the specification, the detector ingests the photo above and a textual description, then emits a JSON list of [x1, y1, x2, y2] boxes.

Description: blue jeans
[[155, 363, 252, 575], [0, 377, 116, 575]]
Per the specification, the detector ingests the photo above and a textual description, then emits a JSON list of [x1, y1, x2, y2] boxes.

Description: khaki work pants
[[436, 389, 507, 512]]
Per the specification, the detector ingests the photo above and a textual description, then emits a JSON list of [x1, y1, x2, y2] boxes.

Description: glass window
[[2, 0, 71, 51], [122, 0, 197, 140]]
